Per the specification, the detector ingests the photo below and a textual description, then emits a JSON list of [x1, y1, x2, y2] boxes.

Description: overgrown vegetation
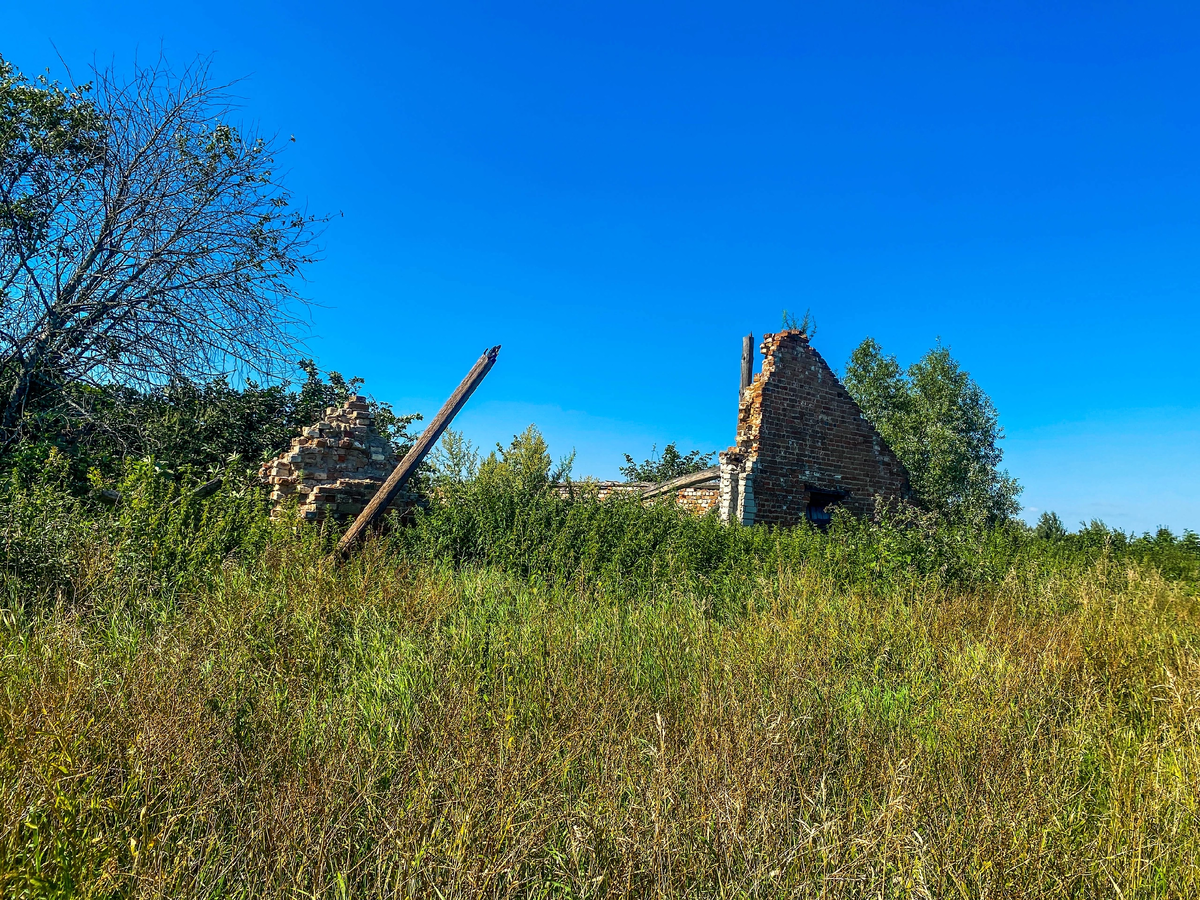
[[2, 437, 1198, 898], [0, 364, 421, 494], [0, 52, 326, 445], [3, 49, 1197, 898]]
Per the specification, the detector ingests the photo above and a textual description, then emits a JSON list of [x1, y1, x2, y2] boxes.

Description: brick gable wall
[[719, 331, 911, 526]]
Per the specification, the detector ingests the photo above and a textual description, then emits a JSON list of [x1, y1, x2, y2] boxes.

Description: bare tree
[[0, 53, 326, 441]]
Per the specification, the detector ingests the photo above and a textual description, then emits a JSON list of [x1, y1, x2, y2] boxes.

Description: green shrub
[[0, 451, 276, 620]]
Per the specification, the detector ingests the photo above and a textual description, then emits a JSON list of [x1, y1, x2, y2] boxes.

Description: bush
[[0, 363, 422, 492], [0, 450, 276, 617], [619, 441, 715, 482]]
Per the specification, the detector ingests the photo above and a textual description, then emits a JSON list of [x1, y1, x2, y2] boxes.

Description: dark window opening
[[806, 490, 841, 529]]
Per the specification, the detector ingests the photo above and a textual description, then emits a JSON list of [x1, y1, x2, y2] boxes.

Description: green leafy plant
[[844, 337, 1021, 523], [620, 442, 714, 483], [781, 308, 817, 338]]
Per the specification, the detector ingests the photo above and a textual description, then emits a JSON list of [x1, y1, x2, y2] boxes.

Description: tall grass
[[1, 463, 1198, 897]]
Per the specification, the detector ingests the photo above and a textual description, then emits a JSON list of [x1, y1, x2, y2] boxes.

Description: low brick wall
[[675, 484, 720, 515], [556, 480, 720, 515]]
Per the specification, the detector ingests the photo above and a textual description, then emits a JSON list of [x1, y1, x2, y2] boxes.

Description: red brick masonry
[[718, 330, 911, 526], [260, 395, 418, 522]]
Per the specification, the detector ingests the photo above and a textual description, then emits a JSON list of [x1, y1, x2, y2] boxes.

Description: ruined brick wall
[[555, 480, 720, 515], [719, 331, 910, 526], [260, 395, 418, 522], [557, 481, 645, 502], [674, 484, 720, 514]]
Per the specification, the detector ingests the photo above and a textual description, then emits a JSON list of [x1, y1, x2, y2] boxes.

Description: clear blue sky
[[6, 1, 1198, 534]]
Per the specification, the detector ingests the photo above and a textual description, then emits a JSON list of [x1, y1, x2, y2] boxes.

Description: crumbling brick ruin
[[673, 481, 721, 514], [719, 330, 911, 526], [265, 333, 906, 529], [260, 395, 418, 522], [558, 479, 720, 513]]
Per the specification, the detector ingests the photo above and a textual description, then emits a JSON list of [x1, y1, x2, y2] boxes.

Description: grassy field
[[2, 463, 1199, 897]]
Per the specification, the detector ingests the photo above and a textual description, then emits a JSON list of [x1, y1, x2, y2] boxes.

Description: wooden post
[[336, 345, 500, 558], [740, 333, 754, 394]]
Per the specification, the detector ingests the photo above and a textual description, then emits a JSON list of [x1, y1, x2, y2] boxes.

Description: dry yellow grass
[[2, 533, 1199, 898]]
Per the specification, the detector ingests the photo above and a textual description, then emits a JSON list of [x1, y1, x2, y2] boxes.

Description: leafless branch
[[0, 53, 327, 438]]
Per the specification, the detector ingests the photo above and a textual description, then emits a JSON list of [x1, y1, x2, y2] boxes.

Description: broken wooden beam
[[336, 345, 501, 558], [641, 465, 720, 501], [191, 478, 223, 500]]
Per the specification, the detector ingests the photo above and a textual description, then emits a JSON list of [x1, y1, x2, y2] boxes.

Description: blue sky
[[6, 1, 1198, 534]]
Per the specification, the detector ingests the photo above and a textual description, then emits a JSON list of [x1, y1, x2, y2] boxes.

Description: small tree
[[620, 442, 714, 483], [1035, 511, 1068, 540], [0, 53, 326, 443], [844, 338, 1021, 523], [479, 425, 574, 493], [428, 428, 480, 485]]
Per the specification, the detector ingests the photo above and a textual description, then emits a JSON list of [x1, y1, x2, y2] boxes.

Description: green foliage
[[395, 451, 1199, 597], [1, 470, 1198, 896], [0, 55, 103, 444], [0, 54, 103, 259], [0, 448, 89, 596], [478, 425, 574, 492], [4, 445, 1196, 623], [780, 307, 817, 338], [1036, 510, 1068, 540], [0, 449, 274, 610], [1124, 525, 1200, 584], [0, 363, 421, 493], [620, 441, 714, 483], [427, 427, 481, 485], [844, 337, 1022, 523]]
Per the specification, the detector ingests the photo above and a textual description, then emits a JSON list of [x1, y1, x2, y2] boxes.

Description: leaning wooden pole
[[337, 345, 501, 558]]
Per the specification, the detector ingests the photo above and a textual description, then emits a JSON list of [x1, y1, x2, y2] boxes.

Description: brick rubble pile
[[260, 394, 417, 522]]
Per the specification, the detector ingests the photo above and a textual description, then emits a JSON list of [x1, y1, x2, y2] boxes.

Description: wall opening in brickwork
[[805, 488, 844, 528]]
